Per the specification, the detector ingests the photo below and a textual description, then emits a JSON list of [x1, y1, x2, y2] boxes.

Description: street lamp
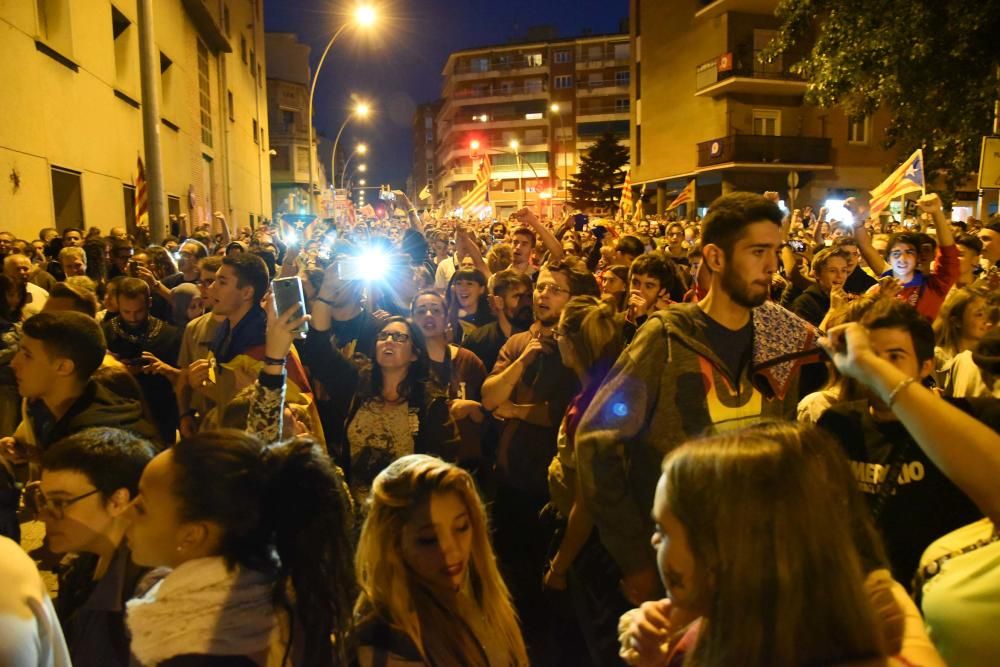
[[550, 103, 569, 206], [509, 139, 523, 209], [340, 143, 368, 190], [331, 101, 372, 189], [306, 5, 378, 214], [359, 178, 367, 186]]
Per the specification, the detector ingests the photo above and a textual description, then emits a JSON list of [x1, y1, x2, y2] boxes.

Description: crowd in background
[[0, 188, 999, 666]]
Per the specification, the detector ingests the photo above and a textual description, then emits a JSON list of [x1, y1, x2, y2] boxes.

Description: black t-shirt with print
[[692, 308, 753, 387], [818, 400, 989, 587]]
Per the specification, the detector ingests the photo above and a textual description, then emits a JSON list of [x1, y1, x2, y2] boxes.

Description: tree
[[768, 0, 1000, 195], [568, 132, 629, 211]]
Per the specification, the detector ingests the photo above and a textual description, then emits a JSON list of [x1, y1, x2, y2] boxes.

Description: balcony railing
[[696, 49, 802, 91], [696, 135, 831, 167], [576, 79, 629, 91], [453, 83, 548, 99], [453, 60, 547, 75]]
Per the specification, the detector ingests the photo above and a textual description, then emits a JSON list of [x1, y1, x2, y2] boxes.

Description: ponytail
[[171, 431, 356, 666], [261, 438, 357, 665]]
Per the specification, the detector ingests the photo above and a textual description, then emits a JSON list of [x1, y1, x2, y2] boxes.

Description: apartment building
[[433, 31, 631, 218], [410, 100, 442, 204], [631, 0, 896, 215], [0, 0, 270, 240]]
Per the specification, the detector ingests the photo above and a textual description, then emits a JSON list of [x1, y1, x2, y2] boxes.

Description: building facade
[[0, 0, 270, 241], [433, 32, 631, 219], [410, 100, 441, 205], [631, 0, 896, 215]]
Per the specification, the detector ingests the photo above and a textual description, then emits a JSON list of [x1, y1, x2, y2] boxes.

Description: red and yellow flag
[[667, 179, 696, 212], [618, 166, 633, 218], [868, 149, 925, 218]]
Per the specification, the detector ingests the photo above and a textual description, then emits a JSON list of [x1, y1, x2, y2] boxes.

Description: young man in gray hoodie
[[577, 192, 822, 605]]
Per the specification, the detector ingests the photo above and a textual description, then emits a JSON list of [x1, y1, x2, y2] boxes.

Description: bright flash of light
[[355, 102, 371, 118], [284, 229, 298, 245], [354, 5, 376, 27], [357, 144, 368, 155], [824, 199, 856, 227]]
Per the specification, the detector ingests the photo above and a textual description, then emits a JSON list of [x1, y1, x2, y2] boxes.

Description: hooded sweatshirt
[[576, 301, 820, 575]]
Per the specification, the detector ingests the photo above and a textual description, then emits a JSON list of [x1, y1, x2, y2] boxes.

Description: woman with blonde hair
[[932, 287, 991, 367], [354, 454, 527, 666]]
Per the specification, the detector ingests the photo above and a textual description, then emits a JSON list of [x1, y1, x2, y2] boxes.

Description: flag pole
[[918, 149, 926, 196]]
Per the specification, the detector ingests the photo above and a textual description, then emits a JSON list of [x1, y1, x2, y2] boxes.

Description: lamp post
[[340, 143, 368, 190], [510, 139, 522, 209], [550, 103, 569, 208], [346, 164, 367, 191], [306, 5, 377, 215], [331, 102, 371, 189]]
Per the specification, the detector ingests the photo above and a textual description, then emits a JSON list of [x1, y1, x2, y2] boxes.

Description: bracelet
[[262, 355, 286, 366], [886, 376, 917, 408], [316, 295, 337, 307]]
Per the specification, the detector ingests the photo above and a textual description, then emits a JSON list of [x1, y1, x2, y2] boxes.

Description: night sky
[[263, 0, 628, 190]]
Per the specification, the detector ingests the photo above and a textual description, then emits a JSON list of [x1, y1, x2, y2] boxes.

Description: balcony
[[696, 135, 831, 170], [446, 83, 549, 110], [577, 103, 630, 120], [695, 0, 781, 21], [450, 60, 548, 82], [575, 79, 629, 96], [695, 50, 807, 97]]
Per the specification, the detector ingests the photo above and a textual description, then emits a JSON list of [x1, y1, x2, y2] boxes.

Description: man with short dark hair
[[954, 233, 984, 288], [818, 300, 985, 586], [162, 239, 207, 289], [577, 192, 823, 605], [107, 238, 133, 280], [39, 427, 159, 667], [102, 279, 181, 442], [509, 226, 538, 276], [2, 312, 156, 459], [613, 234, 644, 267], [461, 269, 533, 372], [833, 236, 878, 295], [175, 256, 223, 437], [623, 251, 676, 343], [481, 259, 599, 657]]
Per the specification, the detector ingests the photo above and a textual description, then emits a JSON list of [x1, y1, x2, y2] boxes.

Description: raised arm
[[456, 227, 490, 279], [854, 222, 888, 277], [820, 323, 1000, 525], [214, 211, 233, 247], [514, 208, 564, 262]]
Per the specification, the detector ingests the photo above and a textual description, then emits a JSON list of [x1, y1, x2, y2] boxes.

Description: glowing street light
[[331, 100, 373, 188], [306, 5, 379, 213], [359, 178, 367, 186], [470, 139, 481, 152], [358, 164, 367, 173], [550, 103, 560, 113], [340, 143, 369, 189]]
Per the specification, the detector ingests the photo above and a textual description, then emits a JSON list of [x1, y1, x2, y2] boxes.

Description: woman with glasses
[[345, 316, 459, 505]]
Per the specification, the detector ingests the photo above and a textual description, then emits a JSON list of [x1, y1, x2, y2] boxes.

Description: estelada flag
[[667, 180, 696, 211], [868, 149, 925, 217], [135, 156, 148, 228]]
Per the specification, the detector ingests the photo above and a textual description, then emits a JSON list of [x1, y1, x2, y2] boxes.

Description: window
[[228, 90, 235, 121], [615, 98, 630, 113], [555, 126, 573, 141], [167, 195, 181, 235], [614, 43, 630, 61], [525, 78, 543, 93], [554, 50, 571, 63], [201, 156, 214, 218], [554, 75, 573, 89], [525, 53, 542, 67], [499, 81, 513, 94], [197, 40, 213, 146], [471, 57, 489, 72], [587, 45, 603, 61], [524, 129, 543, 144], [160, 52, 175, 120], [752, 109, 781, 136], [588, 72, 602, 87], [50, 166, 83, 231], [615, 70, 630, 87], [426, 131, 433, 142], [282, 109, 294, 128], [753, 29, 781, 74], [240, 34, 247, 63], [122, 184, 136, 235], [502, 180, 516, 192], [848, 115, 869, 144], [36, 0, 74, 58], [223, 4, 230, 36], [424, 116, 433, 128], [111, 6, 134, 92]]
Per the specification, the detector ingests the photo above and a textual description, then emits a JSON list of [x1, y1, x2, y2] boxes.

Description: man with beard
[[102, 278, 181, 443], [481, 259, 599, 663], [461, 269, 533, 372], [576, 192, 823, 605]]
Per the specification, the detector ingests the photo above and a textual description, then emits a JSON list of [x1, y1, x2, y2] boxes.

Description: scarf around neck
[[126, 556, 277, 666], [211, 305, 267, 364]]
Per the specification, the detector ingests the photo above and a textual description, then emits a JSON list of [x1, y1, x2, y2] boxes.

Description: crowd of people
[[0, 188, 998, 666]]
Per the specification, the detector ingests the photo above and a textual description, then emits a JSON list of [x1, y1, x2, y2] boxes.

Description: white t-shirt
[[23, 283, 48, 318], [434, 256, 458, 290], [0, 537, 71, 667]]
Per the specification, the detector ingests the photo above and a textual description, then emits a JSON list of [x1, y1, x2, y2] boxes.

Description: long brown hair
[[355, 455, 527, 666], [662, 422, 886, 666], [933, 287, 986, 358]]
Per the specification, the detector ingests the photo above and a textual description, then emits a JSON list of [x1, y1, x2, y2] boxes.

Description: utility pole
[[136, 0, 167, 242]]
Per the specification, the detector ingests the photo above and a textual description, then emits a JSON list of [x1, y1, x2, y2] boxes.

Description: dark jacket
[[790, 284, 831, 327]]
